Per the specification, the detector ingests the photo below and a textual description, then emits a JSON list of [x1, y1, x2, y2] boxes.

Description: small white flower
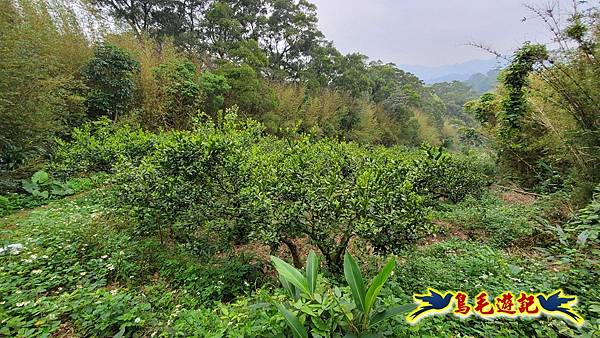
[[119, 250, 125, 255], [80, 272, 86, 276], [134, 317, 141, 324], [107, 264, 115, 271], [31, 269, 42, 274], [42, 255, 48, 259], [30, 254, 37, 260], [101, 255, 108, 259], [110, 289, 118, 296]]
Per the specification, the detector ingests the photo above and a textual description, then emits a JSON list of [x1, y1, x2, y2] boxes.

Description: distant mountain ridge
[[400, 59, 506, 85]]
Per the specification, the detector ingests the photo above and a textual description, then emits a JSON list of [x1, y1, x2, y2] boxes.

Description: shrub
[[103, 113, 495, 274], [244, 137, 429, 272], [408, 145, 495, 203], [199, 71, 230, 115], [217, 63, 276, 117], [113, 112, 263, 244], [51, 118, 156, 178]]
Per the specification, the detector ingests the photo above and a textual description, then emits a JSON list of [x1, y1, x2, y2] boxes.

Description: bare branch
[[465, 42, 510, 61]]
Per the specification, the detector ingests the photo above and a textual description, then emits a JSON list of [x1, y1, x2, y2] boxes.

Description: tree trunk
[[282, 238, 302, 269]]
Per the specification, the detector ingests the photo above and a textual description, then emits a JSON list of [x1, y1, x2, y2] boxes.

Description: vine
[[499, 43, 548, 146]]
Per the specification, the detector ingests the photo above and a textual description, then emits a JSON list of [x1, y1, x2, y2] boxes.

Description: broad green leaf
[[22, 180, 37, 194], [508, 264, 522, 275], [344, 252, 366, 312], [275, 304, 308, 338], [32, 170, 49, 184], [306, 250, 319, 295], [369, 303, 417, 327], [271, 256, 309, 294], [32, 190, 49, 199], [364, 258, 395, 315]]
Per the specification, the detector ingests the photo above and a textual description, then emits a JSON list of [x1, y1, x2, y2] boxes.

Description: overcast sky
[[310, 0, 582, 66]]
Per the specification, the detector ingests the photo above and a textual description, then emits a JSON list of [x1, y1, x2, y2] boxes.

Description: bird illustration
[[537, 290, 583, 324], [408, 289, 454, 321]]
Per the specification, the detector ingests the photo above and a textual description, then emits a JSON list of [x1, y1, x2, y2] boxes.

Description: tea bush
[[112, 113, 436, 272], [51, 118, 157, 178], [244, 137, 429, 271], [407, 145, 496, 203], [113, 113, 263, 244]]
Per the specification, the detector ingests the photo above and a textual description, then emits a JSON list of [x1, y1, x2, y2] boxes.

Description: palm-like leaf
[[271, 256, 310, 295], [344, 252, 366, 312], [306, 251, 319, 295], [276, 304, 308, 338], [364, 258, 395, 315], [370, 303, 417, 327]]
